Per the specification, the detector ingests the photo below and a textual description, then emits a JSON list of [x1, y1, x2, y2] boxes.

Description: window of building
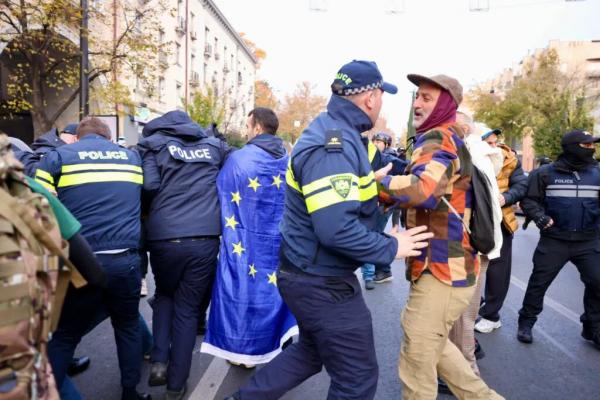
[[203, 63, 208, 83], [176, 81, 183, 102], [175, 43, 181, 66], [158, 77, 165, 102]]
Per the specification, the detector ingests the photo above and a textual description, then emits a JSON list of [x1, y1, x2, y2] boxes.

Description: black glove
[[534, 215, 552, 230]]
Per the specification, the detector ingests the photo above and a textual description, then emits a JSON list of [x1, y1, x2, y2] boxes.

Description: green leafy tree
[[0, 0, 170, 136], [470, 49, 596, 159], [187, 87, 225, 128]]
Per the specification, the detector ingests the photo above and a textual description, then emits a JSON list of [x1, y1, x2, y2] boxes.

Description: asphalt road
[[72, 218, 600, 399]]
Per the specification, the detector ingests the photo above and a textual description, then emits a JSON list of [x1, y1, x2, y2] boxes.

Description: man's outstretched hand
[[389, 225, 433, 259], [375, 162, 393, 182]]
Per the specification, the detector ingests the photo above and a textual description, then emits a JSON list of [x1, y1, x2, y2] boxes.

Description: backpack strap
[[441, 196, 472, 235]]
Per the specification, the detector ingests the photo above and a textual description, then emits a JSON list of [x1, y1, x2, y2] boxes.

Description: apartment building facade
[[471, 40, 600, 171], [126, 0, 257, 143]]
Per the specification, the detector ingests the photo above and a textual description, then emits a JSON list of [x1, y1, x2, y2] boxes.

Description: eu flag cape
[[201, 142, 298, 364]]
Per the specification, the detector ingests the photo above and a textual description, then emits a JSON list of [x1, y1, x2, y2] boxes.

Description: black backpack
[[442, 165, 495, 254], [468, 166, 495, 254]]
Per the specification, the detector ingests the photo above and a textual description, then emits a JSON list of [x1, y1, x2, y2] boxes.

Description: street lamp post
[[80, 0, 89, 120]]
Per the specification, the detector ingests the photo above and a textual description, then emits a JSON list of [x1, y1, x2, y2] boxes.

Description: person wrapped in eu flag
[[201, 108, 298, 366]]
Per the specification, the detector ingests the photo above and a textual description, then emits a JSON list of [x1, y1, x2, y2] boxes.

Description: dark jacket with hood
[[521, 156, 600, 241], [137, 110, 232, 240], [31, 128, 66, 156]]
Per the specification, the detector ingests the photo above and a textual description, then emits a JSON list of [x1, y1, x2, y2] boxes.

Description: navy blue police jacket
[[521, 157, 600, 241], [137, 110, 231, 241], [281, 95, 398, 277], [34, 134, 142, 251]]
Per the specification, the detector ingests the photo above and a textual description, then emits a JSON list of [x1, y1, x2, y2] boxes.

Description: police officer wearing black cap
[[518, 130, 600, 350], [224, 60, 433, 400]]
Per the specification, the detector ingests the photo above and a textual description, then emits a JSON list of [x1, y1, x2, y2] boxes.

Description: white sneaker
[[475, 318, 502, 333], [140, 278, 148, 297]]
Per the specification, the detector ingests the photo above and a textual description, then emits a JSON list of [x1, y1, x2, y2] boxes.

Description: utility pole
[[79, 0, 90, 120]]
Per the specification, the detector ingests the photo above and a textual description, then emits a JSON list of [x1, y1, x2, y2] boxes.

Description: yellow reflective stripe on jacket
[[35, 178, 56, 192], [35, 169, 54, 185], [305, 182, 360, 213], [285, 160, 301, 193], [359, 171, 375, 187], [368, 141, 377, 163], [61, 163, 143, 173], [57, 171, 143, 187], [359, 180, 378, 201]]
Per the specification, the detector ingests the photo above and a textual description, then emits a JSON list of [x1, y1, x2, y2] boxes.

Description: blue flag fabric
[[201, 142, 298, 364]]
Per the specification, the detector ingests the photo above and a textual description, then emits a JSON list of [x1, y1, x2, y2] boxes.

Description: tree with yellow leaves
[[0, 0, 171, 137]]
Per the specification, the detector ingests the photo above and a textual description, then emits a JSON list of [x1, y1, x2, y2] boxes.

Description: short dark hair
[[248, 107, 279, 135], [77, 117, 111, 140]]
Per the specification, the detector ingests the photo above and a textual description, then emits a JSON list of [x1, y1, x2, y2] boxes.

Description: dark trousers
[[238, 263, 378, 400], [148, 237, 219, 391], [518, 236, 600, 331], [480, 224, 513, 322], [49, 251, 143, 391]]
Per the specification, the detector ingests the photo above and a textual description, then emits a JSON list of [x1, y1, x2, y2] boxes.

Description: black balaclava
[[559, 143, 596, 170]]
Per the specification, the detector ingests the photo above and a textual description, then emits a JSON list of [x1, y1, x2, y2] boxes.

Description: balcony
[[190, 30, 197, 40], [175, 16, 186, 35], [190, 71, 200, 87], [158, 52, 168, 68], [204, 43, 213, 58]]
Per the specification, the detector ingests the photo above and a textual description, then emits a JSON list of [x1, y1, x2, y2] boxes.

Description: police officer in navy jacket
[[36, 117, 148, 400], [137, 110, 231, 399], [519, 130, 600, 350]]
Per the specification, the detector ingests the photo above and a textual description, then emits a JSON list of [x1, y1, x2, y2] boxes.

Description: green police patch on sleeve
[[330, 175, 352, 198]]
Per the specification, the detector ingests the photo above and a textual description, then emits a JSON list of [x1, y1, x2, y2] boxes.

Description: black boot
[[581, 326, 600, 350], [67, 356, 91, 376], [121, 387, 151, 400], [148, 362, 168, 386], [517, 325, 533, 343]]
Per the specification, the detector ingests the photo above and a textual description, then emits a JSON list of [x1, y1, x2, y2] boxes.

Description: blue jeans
[[360, 209, 393, 278], [361, 264, 375, 281]]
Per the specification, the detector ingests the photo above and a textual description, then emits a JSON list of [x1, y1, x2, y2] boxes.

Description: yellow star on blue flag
[[272, 174, 283, 189], [267, 272, 277, 286], [232, 241, 245, 256], [248, 263, 257, 278], [248, 177, 262, 192], [231, 191, 242, 206], [225, 215, 239, 230]]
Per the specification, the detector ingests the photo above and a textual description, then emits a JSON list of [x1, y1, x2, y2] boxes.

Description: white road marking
[[188, 357, 231, 400]]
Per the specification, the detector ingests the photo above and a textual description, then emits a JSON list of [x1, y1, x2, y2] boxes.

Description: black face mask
[[560, 143, 596, 170]]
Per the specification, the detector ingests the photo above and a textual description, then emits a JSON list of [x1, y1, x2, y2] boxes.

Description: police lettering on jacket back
[[167, 143, 213, 162], [34, 134, 142, 252], [138, 110, 231, 241]]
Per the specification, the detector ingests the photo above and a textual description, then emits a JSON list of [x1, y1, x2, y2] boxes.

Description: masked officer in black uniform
[[138, 110, 231, 400], [518, 130, 600, 350]]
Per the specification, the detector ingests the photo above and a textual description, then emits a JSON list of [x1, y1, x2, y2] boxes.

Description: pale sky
[[214, 0, 600, 137]]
